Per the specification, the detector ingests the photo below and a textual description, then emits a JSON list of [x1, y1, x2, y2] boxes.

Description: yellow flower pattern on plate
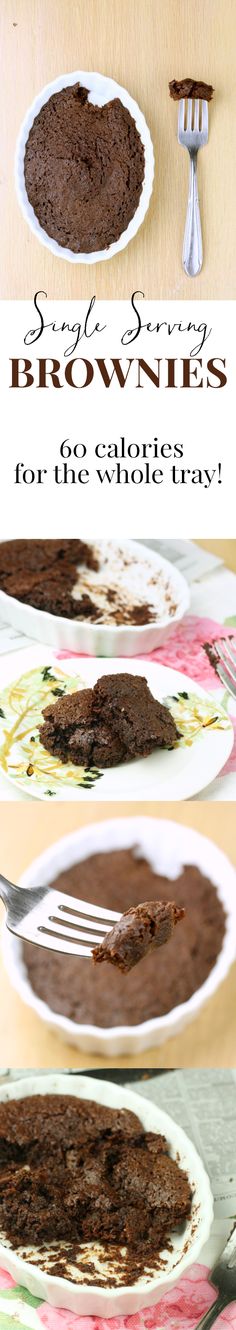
[[165, 689, 231, 746], [0, 666, 230, 800], [0, 665, 102, 797]]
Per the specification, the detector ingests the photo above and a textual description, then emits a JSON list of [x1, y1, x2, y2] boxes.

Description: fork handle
[[183, 151, 203, 276], [195, 1293, 229, 1328]]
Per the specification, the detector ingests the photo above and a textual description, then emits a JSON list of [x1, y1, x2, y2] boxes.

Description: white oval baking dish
[[15, 71, 154, 264], [3, 816, 236, 1057], [0, 539, 190, 656], [0, 1071, 213, 1315]]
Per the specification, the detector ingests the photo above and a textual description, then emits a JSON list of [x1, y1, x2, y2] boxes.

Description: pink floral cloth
[[140, 617, 236, 691], [0, 1268, 15, 1289], [0, 1263, 235, 1328], [56, 615, 236, 693], [55, 614, 236, 779], [36, 1259, 236, 1329]]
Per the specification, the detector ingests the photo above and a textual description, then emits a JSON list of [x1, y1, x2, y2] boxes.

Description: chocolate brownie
[[23, 850, 226, 1026], [92, 673, 179, 753], [40, 688, 126, 767], [0, 541, 171, 628], [0, 540, 58, 579], [0, 1093, 192, 1280], [0, 539, 100, 618], [0, 570, 46, 601], [169, 78, 214, 100], [24, 83, 145, 254], [93, 900, 185, 971], [19, 577, 99, 622], [39, 673, 178, 767], [0, 539, 97, 579], [68, 721, 125, 767], [1, 566, 76, 616]]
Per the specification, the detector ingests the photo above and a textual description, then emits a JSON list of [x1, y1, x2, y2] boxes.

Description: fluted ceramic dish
[[3, 817, 236, 1056], [0, 539, 190, 656], [0, 1072, 213, 1315], [15, 71, 154, 263]]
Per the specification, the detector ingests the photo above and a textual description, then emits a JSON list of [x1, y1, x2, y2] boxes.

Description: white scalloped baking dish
[[3, 816, 236, 1057], [0, 1072, 213, 1315], [15, 70, 154, 264], [0, 539, 190, 656]]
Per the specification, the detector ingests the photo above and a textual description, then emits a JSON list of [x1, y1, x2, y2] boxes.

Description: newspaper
[[132, 1069, 236, 1267], [133, 1070, 236, 1209], [0, 616, 35, 656], [140, 538, 222, 581]]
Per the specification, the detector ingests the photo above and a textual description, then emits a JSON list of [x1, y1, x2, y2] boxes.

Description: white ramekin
[[0, 1072, 213, 1315], [3, 817, 236, 1057], [15, 70, 154, 263], [0, 540, 190, 656]]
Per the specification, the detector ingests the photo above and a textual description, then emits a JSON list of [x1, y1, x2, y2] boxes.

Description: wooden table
[[198, 540, 236, 573], [1, 0, 236, 298], [0, 800, 235, 1070]]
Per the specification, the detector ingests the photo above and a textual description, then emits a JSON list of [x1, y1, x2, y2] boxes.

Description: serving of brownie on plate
[[39, 672, 179, 768]]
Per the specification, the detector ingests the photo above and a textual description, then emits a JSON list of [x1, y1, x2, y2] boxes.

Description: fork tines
[[24, 888, 121, 957], [214, 639, 236, 669], [178, 97, 208, 141], [212, 638, 236, 690]]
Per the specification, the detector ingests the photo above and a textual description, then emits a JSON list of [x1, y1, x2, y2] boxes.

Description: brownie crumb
[[24, 83, 145, 254], [93, 899, 185, 971], [117, 601, 155, 625], [0, 1093, 192, 1282], [169, 78, 214, 101]]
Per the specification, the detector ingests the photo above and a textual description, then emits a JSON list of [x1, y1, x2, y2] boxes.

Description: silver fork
[[195, 1224, 236, 1328], [0, 875, 120, 956], [210, 638, 236, 700], [178, 98, 208, 276]]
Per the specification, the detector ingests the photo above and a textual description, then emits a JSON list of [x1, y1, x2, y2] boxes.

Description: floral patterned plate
[[0, 647, 233, 802]]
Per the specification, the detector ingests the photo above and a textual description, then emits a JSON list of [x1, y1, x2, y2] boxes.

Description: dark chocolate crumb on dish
[[39, 672, 179, 768], [0, 540, 100, 621], [0, 1093, 192, 1282], [0, 540, 173, 627], [169, 78, 214, 101], [22, 851, 226, 1027], [24, 83, 145, 254], [107, 600, 155, 626], [92, 899, 185, 971]]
